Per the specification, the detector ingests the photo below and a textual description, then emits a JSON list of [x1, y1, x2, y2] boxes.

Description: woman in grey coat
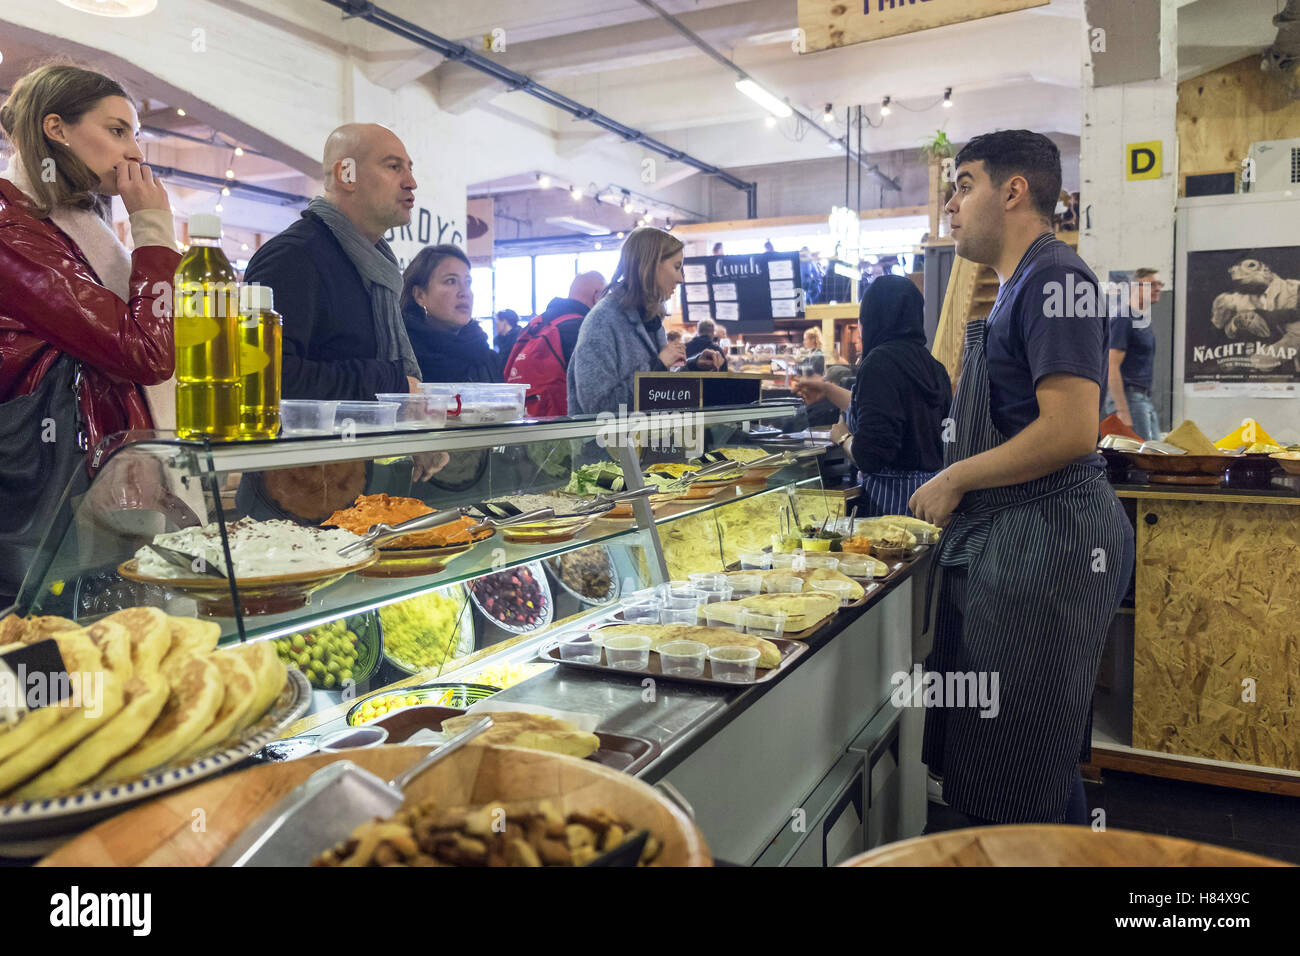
[[566, 227, 726, 415]]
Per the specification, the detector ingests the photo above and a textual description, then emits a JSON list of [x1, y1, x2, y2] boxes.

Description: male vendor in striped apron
[[909, 130, 1134, 827]]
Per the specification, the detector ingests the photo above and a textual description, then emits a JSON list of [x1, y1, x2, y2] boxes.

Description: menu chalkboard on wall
[[678, 252, 803, 334]]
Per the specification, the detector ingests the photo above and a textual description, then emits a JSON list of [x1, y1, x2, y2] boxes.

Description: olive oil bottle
[[174, 214, 241, 440], [237, 283, 282, 439]]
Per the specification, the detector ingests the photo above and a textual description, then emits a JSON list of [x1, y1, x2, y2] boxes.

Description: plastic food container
[[738, 551, 772, 570], [279, 399, 338, 436], [658, 640, 707, 677], [703, 605, 742, 631], [708, 645, 760, 682], [727, 574, 763, 599], [811, 579, 855, 606], [693, 584, 734, 606], [334, 400, 399, 432], [764, 574, 804, 594], [620, 603, 661, 625], [689, 572, 728, 590], [742, 609, 787, 641], [374, 392, 449, 429], [317, 725, 388, 752], [836, 554, 880, 579], [798, 552, 841, 573], [663, 591, 701, 610], [603, 634, 651, 670], [558, 635, 602, 664], [658, 607, 698, 626], [424, 383, 527, 425], [624, 587, 667, 607], [801, 536, 833, 552], [769, 552, 797, 570]]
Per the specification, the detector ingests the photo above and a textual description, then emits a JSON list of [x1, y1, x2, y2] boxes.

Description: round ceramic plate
[[381, 586, 477, 676], [0, 668, 312, 846], [358, 532, 491, 579], [468, 562, 555, 634], [346, 682, 501, 725], [545, 546, 621, 606]]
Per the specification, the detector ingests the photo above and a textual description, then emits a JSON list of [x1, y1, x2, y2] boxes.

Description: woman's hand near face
[[115, 161, 170, 215], [659, 340, 686, 368], [792, 375, 827, 403]]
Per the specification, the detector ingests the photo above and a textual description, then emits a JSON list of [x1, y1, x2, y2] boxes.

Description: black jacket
[[849, 276, 952, 474], [403, 304, 502, 383], [243, 210, 407, 400], [494, 325, 521, 373], [684, 333, 717, 358]]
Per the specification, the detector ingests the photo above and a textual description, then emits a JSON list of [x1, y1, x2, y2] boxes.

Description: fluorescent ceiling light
[[55, 0, 157, 16], [735, 79, 791, 118]]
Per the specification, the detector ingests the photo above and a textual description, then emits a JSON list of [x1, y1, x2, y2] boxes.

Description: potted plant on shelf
[[920, 129, 957, 238]]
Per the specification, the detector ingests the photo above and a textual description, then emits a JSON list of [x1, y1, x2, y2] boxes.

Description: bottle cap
[[239, 283, 275, 313], [188, 213, 222, 239]]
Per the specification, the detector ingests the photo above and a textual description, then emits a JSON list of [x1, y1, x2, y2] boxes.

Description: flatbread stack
[[441, 711, 600, 759], [700, 591, 840, 634], [0, 607, 287, 803], [724, 568, 867, 601], [593, 624, 781, 669]]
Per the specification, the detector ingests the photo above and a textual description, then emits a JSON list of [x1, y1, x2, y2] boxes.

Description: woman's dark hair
[[495, 309, 519, 325], [954, 130, 1062, 222], [400, 244, 472, 317], [0, 63, 129, 216]]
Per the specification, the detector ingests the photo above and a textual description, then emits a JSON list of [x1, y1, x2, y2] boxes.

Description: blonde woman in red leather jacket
[[0, 64, 179, 462]]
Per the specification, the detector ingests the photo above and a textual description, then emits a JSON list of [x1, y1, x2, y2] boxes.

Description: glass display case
[[14, 402, 825, 723]]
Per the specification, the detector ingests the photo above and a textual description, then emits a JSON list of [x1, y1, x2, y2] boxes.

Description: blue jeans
[[1105, 387, 1160, 441]]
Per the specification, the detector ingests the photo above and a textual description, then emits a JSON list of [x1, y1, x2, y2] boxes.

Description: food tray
[[468, 561, 554, 634], [545, 546, 621, 606], [538, 635, 807, 687], [380, 587, 478, 676], [0, 669, 312, 849], [357, 534, 490, 579], [347, 682, 502, 724], [1119, 451, 1229, 484], [369, 705, 661, 776], [118, 553, 377, 615]]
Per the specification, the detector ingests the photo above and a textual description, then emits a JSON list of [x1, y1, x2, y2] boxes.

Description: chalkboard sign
[[678, 252, 804, 334], [634, 372, 765, 411]]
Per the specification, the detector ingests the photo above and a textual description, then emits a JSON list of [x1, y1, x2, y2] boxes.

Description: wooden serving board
[[40, 744, 710, 867]]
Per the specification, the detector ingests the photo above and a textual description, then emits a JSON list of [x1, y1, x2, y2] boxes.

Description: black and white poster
[[678, 252, 803, 334], [1185, 247, 1300, 384]]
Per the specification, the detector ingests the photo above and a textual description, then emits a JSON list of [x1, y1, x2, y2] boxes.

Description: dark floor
[[1081, 770, 1300, 864], [927, 770, 1300, 863]]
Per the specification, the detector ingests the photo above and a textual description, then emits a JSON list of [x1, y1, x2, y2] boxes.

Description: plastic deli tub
[[374, 392, 449, 429], [334, 401, 400, 432], [279, 399, 339, 436], [421, 383, 528, 426]]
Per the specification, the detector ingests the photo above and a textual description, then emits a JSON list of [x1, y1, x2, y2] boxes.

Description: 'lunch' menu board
[[678, 252, 803, 333]]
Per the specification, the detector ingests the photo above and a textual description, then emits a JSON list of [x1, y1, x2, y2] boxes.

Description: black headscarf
[[858, 275, 927, 357]]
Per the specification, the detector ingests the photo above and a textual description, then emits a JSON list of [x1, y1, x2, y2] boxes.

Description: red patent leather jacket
[[0, 179, 179, 467]]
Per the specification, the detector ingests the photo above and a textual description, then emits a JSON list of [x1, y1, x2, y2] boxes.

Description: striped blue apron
[[860, 468, 935, 518], [920, 310, 1134, 823]]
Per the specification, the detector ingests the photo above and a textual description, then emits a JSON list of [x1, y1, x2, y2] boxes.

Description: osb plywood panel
[[1177, 55, 1300, 186], [796, 0, 1047, 53], [1133, 498, 1300, 770]]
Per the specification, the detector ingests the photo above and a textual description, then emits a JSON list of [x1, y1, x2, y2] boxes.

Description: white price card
[[685, 283, 711, 302], [712, 282, 738, 301], [683, 264, 708, 284], [714, 301, 740, 321], [771, 298, 798, 318], [769, 279, 796, 297], [767, 259, 794, 279]]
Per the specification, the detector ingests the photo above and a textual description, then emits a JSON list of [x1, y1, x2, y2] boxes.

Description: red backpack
[[504, 312, 580, 417]]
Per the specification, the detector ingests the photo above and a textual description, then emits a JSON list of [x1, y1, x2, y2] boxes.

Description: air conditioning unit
[[1246, 138, 1300, 193]]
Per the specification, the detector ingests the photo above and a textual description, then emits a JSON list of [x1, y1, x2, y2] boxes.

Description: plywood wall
[[1177, 55, 1300, 189], [1133, 496, 1300, 771]]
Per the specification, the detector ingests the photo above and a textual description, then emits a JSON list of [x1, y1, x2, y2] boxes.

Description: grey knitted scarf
[[308, 197, 420, 381]]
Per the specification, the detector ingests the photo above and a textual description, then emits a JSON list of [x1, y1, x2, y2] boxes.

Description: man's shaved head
[[323, 123, 403, 190], [570, 270, 606, 308], [318, 122, 417, 242]]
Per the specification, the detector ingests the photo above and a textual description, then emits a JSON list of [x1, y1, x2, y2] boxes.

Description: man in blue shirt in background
[[911, 130, 1135, 829], [1105, 268, 1163, 440]]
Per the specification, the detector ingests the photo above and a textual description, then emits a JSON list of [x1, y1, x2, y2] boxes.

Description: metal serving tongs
[[214, 717, 494, 867], [337, 508, 555, 557], [147, 543, 227, 579], [659, 458, 746, 491]]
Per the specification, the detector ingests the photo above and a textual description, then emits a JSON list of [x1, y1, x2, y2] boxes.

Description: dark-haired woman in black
[[795, 276, 952, 516]]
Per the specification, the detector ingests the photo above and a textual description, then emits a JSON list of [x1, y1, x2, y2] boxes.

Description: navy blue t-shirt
[[984, 236, 1108, 468], [1108, 309, 1156, 391]]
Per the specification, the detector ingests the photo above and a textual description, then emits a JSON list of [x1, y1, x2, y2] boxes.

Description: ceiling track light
[[943, 87, 953, 108], [735, 78, 792, 118], [537, 173, 551, 189], [570, 185, 583, 200], [764, 116, 777, 129], [881, 96, 892, 116], [822, 103, 835, 123]]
